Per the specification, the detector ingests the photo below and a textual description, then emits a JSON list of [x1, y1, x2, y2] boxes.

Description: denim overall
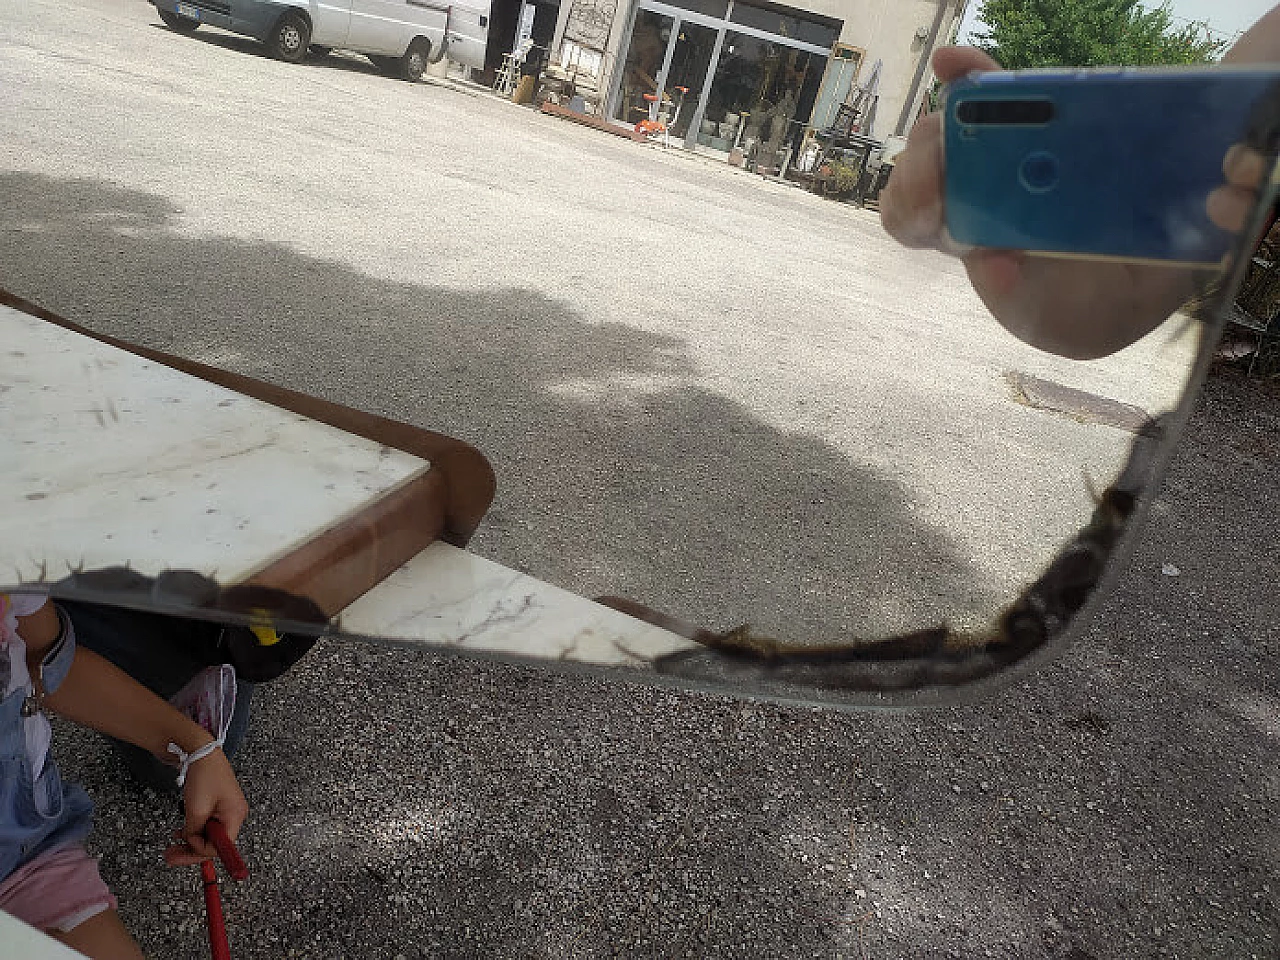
[[0, 612, 94, 882]]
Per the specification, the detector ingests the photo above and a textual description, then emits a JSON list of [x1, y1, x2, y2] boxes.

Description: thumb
[[182, 804, 217, 860], [932, 46, 1002, 82], [965, 248, 1024, 299]]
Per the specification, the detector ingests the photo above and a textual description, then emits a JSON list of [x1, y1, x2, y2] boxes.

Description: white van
[[150, 0, 489, 80]]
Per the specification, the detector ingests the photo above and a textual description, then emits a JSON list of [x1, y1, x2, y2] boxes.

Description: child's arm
[[18, 601, 249, 866]]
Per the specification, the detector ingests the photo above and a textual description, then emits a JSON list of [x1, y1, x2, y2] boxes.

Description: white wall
[[826, 0, 960, 136]]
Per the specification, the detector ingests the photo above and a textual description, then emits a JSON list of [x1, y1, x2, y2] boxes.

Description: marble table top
[[341, 541, 700, 668], [0, 303, 427, 586], [0, 911, 83, 959], [2, 301, 697, 676]]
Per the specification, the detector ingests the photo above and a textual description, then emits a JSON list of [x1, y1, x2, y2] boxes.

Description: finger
[[1207, 183, 1258, 233], [187, 834, 217, 860], [164, 842, 212, 867], [215, 800, 249, 844], [881, 114, 945, 247], [1224, 143, 1268, 189], [963, 248, 1024, 299], [932, 46, 1002, 82], [962, 249, 1074, 355], [184, 803, 210, 846], [907, 109, 936, 140], [1222, 6, 1280, 66], [181, 819, 218, 860]]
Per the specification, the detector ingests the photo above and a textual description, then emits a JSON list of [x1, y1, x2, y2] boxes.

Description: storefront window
[[696, 33, 825, 163], [728, 1, 838, 49], [665, 22, 719, 137], [666, 0, 729, 18], [616, 9, 673, 125], [610, 0, 838, 154]]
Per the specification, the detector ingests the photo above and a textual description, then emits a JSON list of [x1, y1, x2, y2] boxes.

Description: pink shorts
[[0, 845, 118, 933]]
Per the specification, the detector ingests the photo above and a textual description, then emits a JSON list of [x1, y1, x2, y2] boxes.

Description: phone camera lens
[[1019, 151, 1059, 193], [955, 99, 1054, 125]]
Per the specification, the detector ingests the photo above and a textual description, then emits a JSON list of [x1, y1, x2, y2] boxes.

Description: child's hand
[[164, 746, 248, 867]]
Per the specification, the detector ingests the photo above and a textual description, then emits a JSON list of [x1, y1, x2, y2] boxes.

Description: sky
[[957, 0, 1278, 46]]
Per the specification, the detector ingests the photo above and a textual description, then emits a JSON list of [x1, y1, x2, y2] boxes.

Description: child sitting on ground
[[0, 592, 247, 959]]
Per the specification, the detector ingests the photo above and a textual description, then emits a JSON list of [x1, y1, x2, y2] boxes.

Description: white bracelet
[[167, 738, 224, 787]]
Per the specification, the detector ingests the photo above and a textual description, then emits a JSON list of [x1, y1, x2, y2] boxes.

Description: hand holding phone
[[881, 47, 1275, 359], [942, 67, 1280, 264]]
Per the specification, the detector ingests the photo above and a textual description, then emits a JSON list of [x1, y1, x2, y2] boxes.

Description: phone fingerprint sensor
[[1019, 152, 1059, 193]]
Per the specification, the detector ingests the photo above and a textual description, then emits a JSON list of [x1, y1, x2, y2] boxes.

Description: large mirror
[[3, 7, 1278, 709]]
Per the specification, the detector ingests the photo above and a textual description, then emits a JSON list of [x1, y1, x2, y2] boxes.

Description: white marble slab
[[0, 911, 83, 959], [0, 304, 427, 585], [340, 542, 700, 668]]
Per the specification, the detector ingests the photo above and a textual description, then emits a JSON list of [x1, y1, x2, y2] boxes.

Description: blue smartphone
[[944, 68, 1280, 265]]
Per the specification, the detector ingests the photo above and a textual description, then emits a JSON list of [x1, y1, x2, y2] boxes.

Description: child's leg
[[50, 909, 146, 960], [0, 846, 135, 958]]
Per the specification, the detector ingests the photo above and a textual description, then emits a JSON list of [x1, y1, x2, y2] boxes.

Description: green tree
[[973, 0, 1226, 69]]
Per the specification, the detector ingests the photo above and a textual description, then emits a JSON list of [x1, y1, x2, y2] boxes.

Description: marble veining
[[340, 542, 700, 668], [1, 305, 427, 585]]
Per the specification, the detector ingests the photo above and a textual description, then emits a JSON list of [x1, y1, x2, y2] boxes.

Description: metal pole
[[893, 0, 950, 136]]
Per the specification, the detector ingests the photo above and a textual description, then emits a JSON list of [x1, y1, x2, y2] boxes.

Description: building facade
[[489, 0, 967, 151]]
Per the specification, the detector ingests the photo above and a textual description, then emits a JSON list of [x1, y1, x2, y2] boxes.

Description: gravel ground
[[3, 0, 1278, 956]]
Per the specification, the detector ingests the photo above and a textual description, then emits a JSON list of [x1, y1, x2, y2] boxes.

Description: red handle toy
[[201, 860, 232, 960], [205, 818, 249, 881], [199, 818, 247, 960]]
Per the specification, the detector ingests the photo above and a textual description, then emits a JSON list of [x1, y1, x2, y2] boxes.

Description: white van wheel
[[268, 11, 311, 64], [397, 39, 430, 82]]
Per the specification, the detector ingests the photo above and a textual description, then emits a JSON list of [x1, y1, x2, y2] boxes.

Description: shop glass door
[[697, 33, 825, 162], [663, 22, 719, 140], [615, 9, 674, 127]]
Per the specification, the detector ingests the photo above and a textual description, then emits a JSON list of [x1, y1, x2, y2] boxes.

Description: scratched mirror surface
[[2, 3, 1279, 707]]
